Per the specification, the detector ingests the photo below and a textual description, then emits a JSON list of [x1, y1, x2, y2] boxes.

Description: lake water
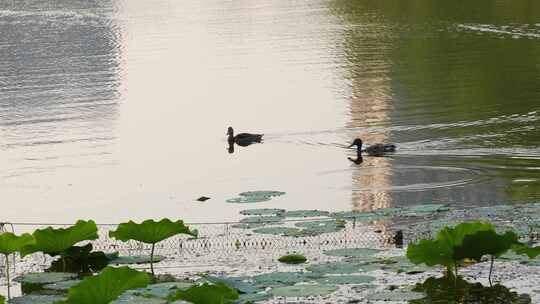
[[1, 0, 539, 224]]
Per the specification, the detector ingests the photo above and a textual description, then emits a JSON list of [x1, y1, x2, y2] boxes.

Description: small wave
[[456, 23, 540, 39]]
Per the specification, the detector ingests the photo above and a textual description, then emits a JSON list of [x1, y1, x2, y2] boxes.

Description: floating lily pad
[[226, 191, 286, 203], [124, 282, 194, 298], [9, 295, 66, 304], [252, 227, 300, 236], [323, 248, 381, 258], [239, 216, 283, 224], [251, 272, 320, 287], [239, 208, 285, 216], [315, 275, 375, 285], [331, 211, 390, 221], [112, 295, 166, 304], [43, 279, 82, 291], [270, 284, 338, 297], [109, 255, 165, 265], [367, 290, 426, 301], [403, 204, 450, 215], [307, 262, 379, 274], [230, 222, 267, 229], [283, 210, 330, 218], [204, 276, 262, 294], [14, 272, 78, 285], [236, 292, 272, 304]]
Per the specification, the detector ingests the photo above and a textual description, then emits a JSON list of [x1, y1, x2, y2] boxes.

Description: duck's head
[[348, 138, 363, 148], [227, 127, 234, 136]]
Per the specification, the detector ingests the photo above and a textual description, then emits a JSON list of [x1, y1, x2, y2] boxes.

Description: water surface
[[1, 0, 539, 223]]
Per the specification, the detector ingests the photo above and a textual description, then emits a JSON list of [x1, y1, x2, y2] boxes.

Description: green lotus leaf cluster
[[0, 294, 4, 304], [0, 232, 35, 255], [278, 254, 307, 264], [60, 266, 150, 304], [167, 282, 239, 304], [21, 220, 98, 257], [109, 219, 196, 244], [407, 221, 540, 282]]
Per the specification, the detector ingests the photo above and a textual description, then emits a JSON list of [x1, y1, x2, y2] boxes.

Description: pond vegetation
[[0, 206, 538, 303]]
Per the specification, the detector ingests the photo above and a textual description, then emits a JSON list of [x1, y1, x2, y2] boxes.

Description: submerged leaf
[[226, 191, 285, 203], [0, 232, 35, 255], [109, 255, 165, 265], [9, 295, 65, 304], [252, 227, 300, 236], [270, 284, 337, 297], [167, 283, 239, 304], [14, 272, 78, 285], [239, 208, 285, 216], [21, 220, 98, 257], [323, 248, 381, 258], [283, 210, 330, 218], [109, 219, 195, 244], [315, 275, 375, 285], [512, 243, 540, 259], [62, 266, 150, 304]]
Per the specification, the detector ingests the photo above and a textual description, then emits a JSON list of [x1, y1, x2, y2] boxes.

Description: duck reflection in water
[[347, 155, 363, 164], [227, 127, 263, 153]]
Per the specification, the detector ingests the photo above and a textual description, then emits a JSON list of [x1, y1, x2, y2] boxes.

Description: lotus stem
[[4, 254, 10, 300], [488, 256, 494, 287], [150, 243, 155, 278]]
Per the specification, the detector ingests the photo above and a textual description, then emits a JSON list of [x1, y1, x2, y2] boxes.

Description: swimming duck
[[348, 138, 396, 157], [227, 127, 263, 147]]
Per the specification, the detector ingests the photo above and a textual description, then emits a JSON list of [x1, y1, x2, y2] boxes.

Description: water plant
[[278, 254, 307, 264], [59, 266, 150, 304], [407, 221, 540, 283], [20, 220, 98, 273], [109, 219, 196, 276], [46, 244, 110, 274], [167, 282, 239, 304], [0, 232, 35, 299], [0, 295, 4, 304]]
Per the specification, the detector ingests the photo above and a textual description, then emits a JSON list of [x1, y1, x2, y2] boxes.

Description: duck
[[348, 138, 396, 157], [227, 127, 263, 147]]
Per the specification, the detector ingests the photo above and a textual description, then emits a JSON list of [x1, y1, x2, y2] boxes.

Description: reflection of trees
[[0, 1, 122, 145], [332, 0, 540, 205]]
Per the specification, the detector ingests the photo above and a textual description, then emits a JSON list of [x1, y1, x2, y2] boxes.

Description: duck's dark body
[[349, 138, 396, 157], [227, 127, 263, 147]]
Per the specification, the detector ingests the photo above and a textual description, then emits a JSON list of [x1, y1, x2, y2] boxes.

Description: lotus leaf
[[9, 295, 66, 304], [109, 219, 195, 244], [167, 282, 239, 304], [236, 292, 271, 304], [0, 295, 4, 304], [43, 280, 82, 291], [331, 211, 389, 221], [204, 276, 262, 294], [278, 254, 307, 264], [14, 272, 78, 285], [367, 290, 425, 301], [512, 243, 540, 259], [307, 262, 378, 274], [282, 210, 330, 218], [252, 227, 300, 236], [239, 209, 285, 216], [125, 282, 194, 298], [373, 207, 403, 215], [407, 221, 495, 274], [226, 191, 285, 203], [20, 220, 98, 257], [294, 220, 345, 234], [405, 204, 450, 214], [239, 216, 283, 224], [61, 266, 150, 304], [270, 284, 337, 297], [0, 232, 35, 255], [109, 255, 165, 265], [47, 244, 109, 273], [323, 248, 381, 258], [251, 272, 320, 287], [455, 230, 519, 261], [315, 275, 375, 285], [230, 222, 266, 229]]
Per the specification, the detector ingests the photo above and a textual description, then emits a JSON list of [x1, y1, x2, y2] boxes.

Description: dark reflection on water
[[333, 0, 540, 210]]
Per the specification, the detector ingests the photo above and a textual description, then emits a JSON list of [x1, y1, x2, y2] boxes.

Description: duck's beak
[[348, 143, 355, 148]]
